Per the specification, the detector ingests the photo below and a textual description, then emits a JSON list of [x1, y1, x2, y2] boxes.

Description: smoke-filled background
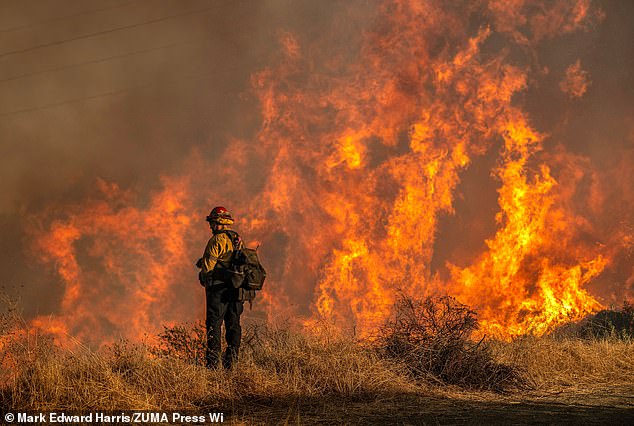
[[1, 0, 632, 344]]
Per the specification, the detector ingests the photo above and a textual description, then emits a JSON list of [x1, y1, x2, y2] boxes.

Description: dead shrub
[[551, 300, 634, 341], [579, 300, 634, 340], [375, 295, 525, 391], [149, 322, 207, 365]]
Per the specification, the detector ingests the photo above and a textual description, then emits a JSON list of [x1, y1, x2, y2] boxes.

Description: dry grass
[[1, 321, 415, 412], [242, 323, 416, 398], [491, 336, 634, 391], [2, 294, 633, 421]]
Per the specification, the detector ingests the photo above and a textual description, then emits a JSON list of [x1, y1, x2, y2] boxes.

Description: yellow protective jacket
[[201, 232, 234, 277]]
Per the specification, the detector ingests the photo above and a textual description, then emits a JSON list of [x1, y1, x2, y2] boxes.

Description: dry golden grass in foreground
[[2, 324, 416, 412], [2, 296, 633, 423], [491, 336, 634, 391], [2, 326, 634, 421]]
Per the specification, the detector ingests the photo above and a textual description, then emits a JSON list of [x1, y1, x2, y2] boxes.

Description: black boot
[[206, 349, 221, 369], [222, 345, 239, 369]]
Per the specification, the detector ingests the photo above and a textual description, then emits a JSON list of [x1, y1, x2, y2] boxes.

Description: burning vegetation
[[2, 1, 634, 421], [16, 0, 633, 346]]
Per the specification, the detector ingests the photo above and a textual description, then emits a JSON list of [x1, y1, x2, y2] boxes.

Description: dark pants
[[205, 285, 244, 369]]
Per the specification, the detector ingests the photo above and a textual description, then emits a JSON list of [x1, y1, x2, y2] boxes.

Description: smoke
[[560, 60, 590, 98], [1, 0, 632, 342], [0, 0, 335, 317]]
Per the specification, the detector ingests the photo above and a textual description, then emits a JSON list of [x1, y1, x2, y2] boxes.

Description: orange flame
[[29, 0, 628, 344], [30, 176, 196, 343]]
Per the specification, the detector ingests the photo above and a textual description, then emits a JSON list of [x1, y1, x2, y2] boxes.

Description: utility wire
[[0, 87, 133, 118], [0, 38, 206, 83], [0, 67, 238, 119], [0, 1, 137, 33], [0, 6, 214, 59]]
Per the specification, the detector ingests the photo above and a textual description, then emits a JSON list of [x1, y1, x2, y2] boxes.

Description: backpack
[[219, 230, 266, 302]]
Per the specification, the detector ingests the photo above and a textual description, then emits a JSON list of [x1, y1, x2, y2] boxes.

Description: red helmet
[[206, 206, 234, 225]]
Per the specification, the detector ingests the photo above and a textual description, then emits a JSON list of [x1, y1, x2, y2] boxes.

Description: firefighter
[[196, 206, 243, 369]]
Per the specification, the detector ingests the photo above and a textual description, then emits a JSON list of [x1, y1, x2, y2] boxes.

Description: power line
[[0, 87, 133, 118], [0, 1, 137, 33], [0, 68, 238, 119], [0, 38, 206, 83], [0, 6, 213, 59]]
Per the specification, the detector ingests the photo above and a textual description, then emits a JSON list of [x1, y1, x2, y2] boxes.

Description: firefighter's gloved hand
[[195, 258, 203, 268], [198, 271, 206, 287]]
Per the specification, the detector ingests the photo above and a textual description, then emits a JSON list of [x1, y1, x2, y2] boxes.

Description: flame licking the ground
[[30, 0, 630, 343]]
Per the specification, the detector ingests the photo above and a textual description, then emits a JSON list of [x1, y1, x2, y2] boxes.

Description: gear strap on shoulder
[[219, 230, 242, 251]]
